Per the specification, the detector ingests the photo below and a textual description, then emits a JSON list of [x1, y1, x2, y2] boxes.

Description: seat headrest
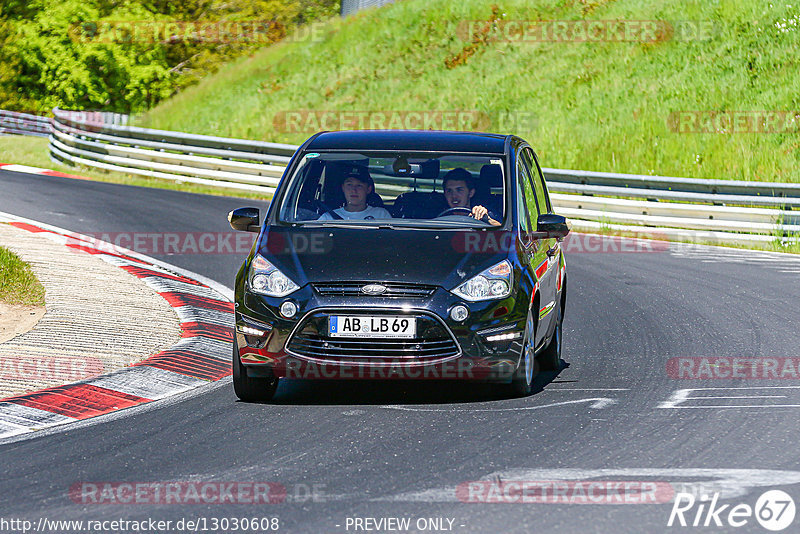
[[479, 164, 503, 187]]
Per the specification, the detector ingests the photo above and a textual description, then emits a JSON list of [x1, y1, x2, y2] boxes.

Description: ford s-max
[[228, 130, 569, 401]]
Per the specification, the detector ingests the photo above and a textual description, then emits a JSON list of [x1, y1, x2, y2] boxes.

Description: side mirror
[[228, 207, 260, 232], [537, 213, 570, 239]]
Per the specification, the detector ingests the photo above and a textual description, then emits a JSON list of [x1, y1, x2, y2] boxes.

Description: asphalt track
[[2, 168, 800, 533]]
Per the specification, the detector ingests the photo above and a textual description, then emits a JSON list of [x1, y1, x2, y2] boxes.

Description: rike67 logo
[[668, 490, 796, 531]]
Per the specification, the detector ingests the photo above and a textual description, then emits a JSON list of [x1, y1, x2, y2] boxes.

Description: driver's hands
[[471, 205, 489, 222]]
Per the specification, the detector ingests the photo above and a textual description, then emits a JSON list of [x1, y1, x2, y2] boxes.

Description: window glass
[[517, 152, 540, 222], [522, 148, 549, 214], [516, 171, 532, 238], [277, 151, 506, 227]]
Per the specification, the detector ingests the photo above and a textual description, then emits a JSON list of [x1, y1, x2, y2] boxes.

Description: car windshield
[[277, 151, 506, 227]]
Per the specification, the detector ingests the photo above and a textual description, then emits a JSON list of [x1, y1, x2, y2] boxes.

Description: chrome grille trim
[[312, 282, 437, 298]]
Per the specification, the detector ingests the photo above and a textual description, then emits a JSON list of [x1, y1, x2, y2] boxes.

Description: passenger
[[318, 167, 392, 220], [442, 168, 501, 226]]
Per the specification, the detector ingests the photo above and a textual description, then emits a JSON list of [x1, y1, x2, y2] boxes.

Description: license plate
[[329, 315, 416, 338]]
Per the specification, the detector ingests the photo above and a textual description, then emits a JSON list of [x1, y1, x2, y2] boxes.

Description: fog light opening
[[280, 301, 298, 318], [450, 305, 469, 322]]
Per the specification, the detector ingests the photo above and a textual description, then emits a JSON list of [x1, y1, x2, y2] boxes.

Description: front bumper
[[234, 284, 528, 382]]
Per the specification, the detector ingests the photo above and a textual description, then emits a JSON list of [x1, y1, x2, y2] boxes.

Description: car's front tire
[[538, 302, 563, 371], [232, 338, 278, 402], [507, 314, 537, 397]]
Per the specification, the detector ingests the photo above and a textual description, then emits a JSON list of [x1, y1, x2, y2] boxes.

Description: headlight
[[452, 260, 513, 302], [248, 254, 300, 297]]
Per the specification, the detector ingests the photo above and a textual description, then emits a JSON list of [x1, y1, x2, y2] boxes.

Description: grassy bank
[[0, 244, 45, 306], [138, 0, 800, 183]]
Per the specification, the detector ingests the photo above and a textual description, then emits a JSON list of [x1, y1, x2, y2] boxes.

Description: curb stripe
[[65, 243, 147, 263], [173, 306, 233, 327], [0, 215, 234, 440], [119, 265, 204, 286], [136, 351, 230, 381], [5, 384, 149, 420], [87, 366, 206, 400], [180, 322, 234, 343], [143, 278, 224, 299], [158, 292, 232, 312], [9, 222, 50, 233]]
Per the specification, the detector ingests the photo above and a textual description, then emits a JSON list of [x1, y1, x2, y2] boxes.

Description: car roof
[[305, 130, 510, 154]]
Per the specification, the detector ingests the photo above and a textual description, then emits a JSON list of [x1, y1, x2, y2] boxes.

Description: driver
[[442, 168, 501, 226], [318, 167, 392, 220]]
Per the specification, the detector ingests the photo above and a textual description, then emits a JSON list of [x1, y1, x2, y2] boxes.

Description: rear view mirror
[[537, 213, 570, 239], [228, 207, 260, 232]]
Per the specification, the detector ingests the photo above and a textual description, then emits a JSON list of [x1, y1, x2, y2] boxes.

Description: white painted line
[[382, 398, 617, 412], [659, 386, 800, 409], [697, 395, 787, 399], [546, 388, 631, 391], [0, 164, 49, 174]]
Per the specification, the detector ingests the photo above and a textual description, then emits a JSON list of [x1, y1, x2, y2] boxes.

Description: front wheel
[[507, 316, 537, 397], [232, 338, 278, 402], [538, 302, 563, 371]]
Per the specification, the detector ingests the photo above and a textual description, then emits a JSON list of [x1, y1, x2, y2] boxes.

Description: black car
[[228, 130, 569, 401]]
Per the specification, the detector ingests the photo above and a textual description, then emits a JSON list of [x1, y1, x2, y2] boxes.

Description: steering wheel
[[436, 206, 474, 218]]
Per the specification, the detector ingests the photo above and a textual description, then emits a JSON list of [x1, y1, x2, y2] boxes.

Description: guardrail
[[0, 110, 51, 137], [2, 107, 797, 246]]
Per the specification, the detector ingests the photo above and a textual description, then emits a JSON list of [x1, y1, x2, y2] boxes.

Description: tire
[[508, 315, 537, 397], [232, 337, 278, 402], [538, 302, 563, 371]]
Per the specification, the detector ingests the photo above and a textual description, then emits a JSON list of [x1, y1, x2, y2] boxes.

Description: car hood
[[258, 226, 511, 290]]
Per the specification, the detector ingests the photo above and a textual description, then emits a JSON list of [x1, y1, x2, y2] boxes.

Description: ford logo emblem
[[361, 284, 387, 295]]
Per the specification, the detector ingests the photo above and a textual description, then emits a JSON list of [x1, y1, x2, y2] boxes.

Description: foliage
[[139, 0, 800, 183], [0, 0, 339, 114]]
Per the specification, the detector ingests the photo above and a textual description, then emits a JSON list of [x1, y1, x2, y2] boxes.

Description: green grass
[[0, 244, 45, 306], [0, 136, 271, 200], [137, 0, 800, 183]]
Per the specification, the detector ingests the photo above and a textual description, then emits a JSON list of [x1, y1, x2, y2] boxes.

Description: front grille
[[286, 310, 459, 364], [312, 282, 436, 299], [289, 335, 458, 360]]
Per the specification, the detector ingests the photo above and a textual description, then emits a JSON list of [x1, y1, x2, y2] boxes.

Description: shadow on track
[[243, 361, 570, 406]]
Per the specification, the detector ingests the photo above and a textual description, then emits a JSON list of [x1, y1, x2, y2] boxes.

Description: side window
[[518, 152, 540, 220], [522, 148, 550, 214], [516, 178, 532, 238], [516, 154, 537, 243]]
